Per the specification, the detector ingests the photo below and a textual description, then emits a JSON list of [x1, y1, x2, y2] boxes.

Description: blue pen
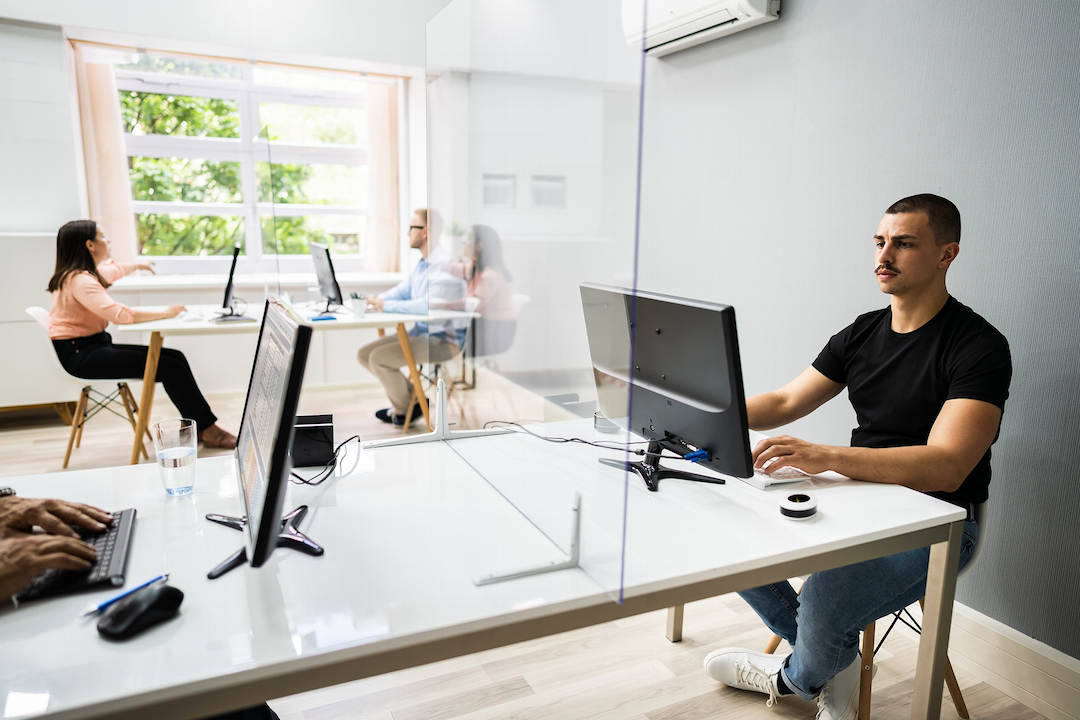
[[78, 574, 169, 618], [310, 315, 336, 322]]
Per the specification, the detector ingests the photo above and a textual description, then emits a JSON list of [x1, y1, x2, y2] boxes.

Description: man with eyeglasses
[[359, 208, 467, 427]]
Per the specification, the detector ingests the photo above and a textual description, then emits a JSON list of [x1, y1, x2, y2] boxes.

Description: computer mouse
[[97, 583, 184, 640]]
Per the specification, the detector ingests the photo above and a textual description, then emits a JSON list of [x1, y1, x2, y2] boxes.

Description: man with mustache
[[703, 194, 1011, 720]]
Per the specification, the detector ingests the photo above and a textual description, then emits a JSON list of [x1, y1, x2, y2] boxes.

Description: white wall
[[0, 20, 82, 233], [634, 0, 1080, 660], [0, 0, 452, 69]]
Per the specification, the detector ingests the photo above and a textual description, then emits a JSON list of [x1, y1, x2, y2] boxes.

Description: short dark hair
[[885, 194, 961, 246]]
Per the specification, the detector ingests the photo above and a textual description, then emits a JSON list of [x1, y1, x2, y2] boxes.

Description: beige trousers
[[357, 334, 461, 414]]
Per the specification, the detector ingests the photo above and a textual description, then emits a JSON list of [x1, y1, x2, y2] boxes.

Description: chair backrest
[[26, 306, 50, 329], [26, 306, 87, 390], [957, 501, 988, 580]]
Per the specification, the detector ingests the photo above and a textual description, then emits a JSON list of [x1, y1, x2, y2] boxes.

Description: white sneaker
[[815, 657, 877, 720], [703, 647, 786, 707]]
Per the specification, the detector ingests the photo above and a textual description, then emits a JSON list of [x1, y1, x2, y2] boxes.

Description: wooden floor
[[269, 594, 1043, 720], [0, 373, 1042, 720]]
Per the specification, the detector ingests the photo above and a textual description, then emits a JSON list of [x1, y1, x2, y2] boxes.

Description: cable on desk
[[481, 420, 711, 464], [290, 434, 360, 485]]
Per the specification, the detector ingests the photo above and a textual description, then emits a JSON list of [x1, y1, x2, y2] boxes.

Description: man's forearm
[[822, 444, 966, 493], [746, 392, 796, 431]]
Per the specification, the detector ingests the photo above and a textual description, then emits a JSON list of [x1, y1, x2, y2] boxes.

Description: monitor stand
[[598, 440, 726, 492], [211, 304, 255, 323], [205, 506, 323, 579], [311, 298, 344, 319]]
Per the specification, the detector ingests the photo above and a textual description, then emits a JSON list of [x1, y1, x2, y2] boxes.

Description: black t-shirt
[[812, 296, 1011, 507]]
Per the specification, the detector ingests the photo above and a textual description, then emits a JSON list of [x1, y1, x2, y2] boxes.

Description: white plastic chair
[[26, 308, 151, 467]]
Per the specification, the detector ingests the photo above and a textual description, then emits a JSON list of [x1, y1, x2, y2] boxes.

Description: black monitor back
[[309, 241, 343, 307], [234, 295, 312, 566], [222, 243, 241, 311], [581, 283, 753, 479]]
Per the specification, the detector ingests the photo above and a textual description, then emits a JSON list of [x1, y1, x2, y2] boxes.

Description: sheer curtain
[[70, 42, 138, 263], [365, 80, 401, 273]]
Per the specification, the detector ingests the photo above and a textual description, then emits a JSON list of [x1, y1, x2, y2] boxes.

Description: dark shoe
[[391, 401, 425, 427], [375, 407, 396, 424]]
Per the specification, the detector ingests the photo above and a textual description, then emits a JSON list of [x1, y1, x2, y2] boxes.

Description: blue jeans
[[738, 519, 979, 701]]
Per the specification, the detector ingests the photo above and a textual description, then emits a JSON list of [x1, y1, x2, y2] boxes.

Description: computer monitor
[[212, 243, 255, 323], [309, 241, 344, 315], [207, 295, 320, 578], [580, 283, 753, 491]]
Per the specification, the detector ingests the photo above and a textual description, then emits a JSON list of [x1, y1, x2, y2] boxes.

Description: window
[[531, 175, 566, 209], [482, 174, 516, 209], [114, 52, 395, 272]]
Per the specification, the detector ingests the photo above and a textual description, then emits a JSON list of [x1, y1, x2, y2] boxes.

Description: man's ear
[[939, 242, 960, 269]]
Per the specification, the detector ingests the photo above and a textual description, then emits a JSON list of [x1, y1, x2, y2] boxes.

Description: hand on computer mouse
[[97, 583, 184, 640]]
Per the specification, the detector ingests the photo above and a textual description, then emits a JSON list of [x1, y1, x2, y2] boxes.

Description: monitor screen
[[234, 295, 313, 566], [309, 241, 343, 308], [580, 283, 753, 479]]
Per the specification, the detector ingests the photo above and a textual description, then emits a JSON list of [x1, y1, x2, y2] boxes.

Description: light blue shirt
[[380, 245, 467, 343]]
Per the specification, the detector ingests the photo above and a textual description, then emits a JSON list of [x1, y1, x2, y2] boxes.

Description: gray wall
[[636, 1, 1080, 658]]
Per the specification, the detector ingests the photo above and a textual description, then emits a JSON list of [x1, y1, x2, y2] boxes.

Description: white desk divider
[[474, 492, 581, 585], [361, 380, 511, 449]]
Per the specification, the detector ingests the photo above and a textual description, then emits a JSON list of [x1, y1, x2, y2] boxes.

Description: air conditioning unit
[[623, 0, 781, 57]]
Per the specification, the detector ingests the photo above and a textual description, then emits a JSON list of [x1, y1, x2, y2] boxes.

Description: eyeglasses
[[409, 225, 425, 231]]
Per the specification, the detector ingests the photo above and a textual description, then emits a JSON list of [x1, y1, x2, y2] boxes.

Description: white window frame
[[115, 61, 396, 274]]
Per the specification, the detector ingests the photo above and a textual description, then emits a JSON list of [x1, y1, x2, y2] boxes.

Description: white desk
[[0, 424, 964, 720], [112, 308, 470, 464]]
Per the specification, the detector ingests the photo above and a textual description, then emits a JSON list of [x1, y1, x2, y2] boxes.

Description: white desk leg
[[910, 519, 963, 720]]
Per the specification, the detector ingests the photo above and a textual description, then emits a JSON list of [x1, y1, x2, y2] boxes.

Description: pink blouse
[[47, 261, 135, 339]]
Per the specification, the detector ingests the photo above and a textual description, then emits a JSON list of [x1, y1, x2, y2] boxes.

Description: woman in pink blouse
[[47, 220, 236, 449]]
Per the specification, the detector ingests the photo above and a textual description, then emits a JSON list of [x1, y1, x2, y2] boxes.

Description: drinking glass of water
[[153, 419, 197, 495]]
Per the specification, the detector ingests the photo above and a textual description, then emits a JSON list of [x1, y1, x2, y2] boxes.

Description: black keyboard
[[17, 508, 136, 602]]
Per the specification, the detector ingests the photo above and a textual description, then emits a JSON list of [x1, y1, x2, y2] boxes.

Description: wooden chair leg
[[126, 384, 151, 459], [53, 401, 76, 426], [858, 621, 875, 720], [118, 384, 149, 461], [74, 390, 89, 448], [63, 388, 88, 469], [666, 605, 684, 642]]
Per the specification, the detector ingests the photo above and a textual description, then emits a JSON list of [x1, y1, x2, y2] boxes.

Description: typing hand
[[0, 497, 112, 539], [164, 304, 186, 319], [0, 535, 97, 603], [366, 297, 385, 312], [752, 435, 834, 475], [136, 261, 157, 274]]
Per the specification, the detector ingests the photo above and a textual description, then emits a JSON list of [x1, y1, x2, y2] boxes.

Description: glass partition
[[425, 0, 645, 601]]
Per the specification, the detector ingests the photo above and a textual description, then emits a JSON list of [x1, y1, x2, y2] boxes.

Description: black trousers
[[53, 332, 217, 432]]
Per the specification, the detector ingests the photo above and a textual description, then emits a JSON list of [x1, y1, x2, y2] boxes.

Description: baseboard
[[891, 602, 1080, 720]]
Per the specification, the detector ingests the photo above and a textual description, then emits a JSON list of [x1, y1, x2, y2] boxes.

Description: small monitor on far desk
[[581, 283, 754, 491], [309, 241, 344, 318], [211, 243, 256, 323]]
